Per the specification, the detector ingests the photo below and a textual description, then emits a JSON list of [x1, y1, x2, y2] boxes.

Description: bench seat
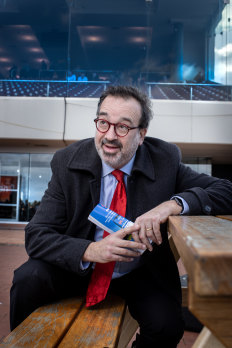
[[0, 295, 132, 348]]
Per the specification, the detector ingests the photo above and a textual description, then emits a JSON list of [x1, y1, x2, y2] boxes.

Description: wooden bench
[[1, 250, 192, 348], [0, 255, 193, 348], [0, 295, 138, 348], [1, 238, 195, 348], [168, 215, 232, 348]]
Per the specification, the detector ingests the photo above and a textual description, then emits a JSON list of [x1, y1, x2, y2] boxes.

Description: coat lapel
[[67, 139, 101, 177], [126, 143, 156, 220], [67, 139, 102, 206], [131, 142, 156, 180]]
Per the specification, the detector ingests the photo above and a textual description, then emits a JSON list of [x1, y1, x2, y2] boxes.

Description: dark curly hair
[[97, 85, 153, 129]]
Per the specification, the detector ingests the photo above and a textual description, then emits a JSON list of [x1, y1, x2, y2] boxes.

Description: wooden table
[[217, 215, 232, 222], [168, 216, 232, 348]]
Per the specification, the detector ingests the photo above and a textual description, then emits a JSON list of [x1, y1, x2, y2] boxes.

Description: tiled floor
[[0, 228, 198, 346]]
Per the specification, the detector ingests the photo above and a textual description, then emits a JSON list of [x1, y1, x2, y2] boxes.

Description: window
[[0, 153, 52, 222]]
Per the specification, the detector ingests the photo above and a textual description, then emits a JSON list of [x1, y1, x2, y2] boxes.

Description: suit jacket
[[25, 137, 232, 303]]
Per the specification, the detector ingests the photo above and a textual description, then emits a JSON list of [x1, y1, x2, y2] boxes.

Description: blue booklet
[[88, 204, 149, 254], [88, 203, 134, 237]]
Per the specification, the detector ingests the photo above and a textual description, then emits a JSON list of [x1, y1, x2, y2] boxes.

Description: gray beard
[[95, 139, 138, 169]]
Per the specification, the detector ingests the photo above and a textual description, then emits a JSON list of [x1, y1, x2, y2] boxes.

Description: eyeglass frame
[[94, 118, 141, 137]]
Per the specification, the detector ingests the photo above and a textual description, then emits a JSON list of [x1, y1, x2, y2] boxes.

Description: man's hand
[[133, 200, 182, 251], [83, 224, 146, 263]]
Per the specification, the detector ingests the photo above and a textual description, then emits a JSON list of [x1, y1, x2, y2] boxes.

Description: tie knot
[[111, 169, 124, 183]]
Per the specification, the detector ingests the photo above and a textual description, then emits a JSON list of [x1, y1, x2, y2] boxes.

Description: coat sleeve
[[25, 152, 93, 275], [175, 159, 232, 215]]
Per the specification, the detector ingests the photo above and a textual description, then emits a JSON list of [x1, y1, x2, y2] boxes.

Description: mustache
[[101, 139, 122, 149]]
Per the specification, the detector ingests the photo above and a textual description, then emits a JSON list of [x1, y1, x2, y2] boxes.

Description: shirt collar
[[102, 155, 136, 178]]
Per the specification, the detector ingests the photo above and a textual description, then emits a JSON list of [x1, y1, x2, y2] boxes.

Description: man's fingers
[[145, 223, 160, 245], [117, 224, 140, 238], [102, 244, 144, 263], [139, 225, 153, 251], [135, 213, 163, 248], [152, 219, 162, 245], [131, 231, 140, 243], [110, 254, 134, 262], [118, 239, 146, 252], [114, 246, 143, 258]]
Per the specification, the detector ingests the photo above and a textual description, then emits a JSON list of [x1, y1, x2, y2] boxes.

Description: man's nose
[[105, 124, 118, 140]]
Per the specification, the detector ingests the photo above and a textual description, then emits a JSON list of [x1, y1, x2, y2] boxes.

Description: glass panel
[[227, 3, 232, 84], [0, 153, 53, 222], [211, 1, 232, 85], [0, 206, 16, 220], [0, 176, 18, 204], [19, 156, 30, 222], [0, 0, 232, 97], [0, 153, 29, 221], [28, 154, 53, 221]]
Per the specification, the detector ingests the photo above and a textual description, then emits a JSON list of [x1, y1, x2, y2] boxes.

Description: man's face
[[94, 95, 147, 169]]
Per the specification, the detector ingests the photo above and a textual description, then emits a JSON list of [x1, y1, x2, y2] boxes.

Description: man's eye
[[118, 124, 128, 130], [99, 120, 107, 126]]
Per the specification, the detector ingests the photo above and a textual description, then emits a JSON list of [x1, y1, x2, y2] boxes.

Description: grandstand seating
[[0, 81, 108, 98], [149, 83, 232, 101], [0, 80, 231, 101]]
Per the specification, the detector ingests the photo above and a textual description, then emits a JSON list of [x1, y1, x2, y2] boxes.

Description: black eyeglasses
[[94, 118, 140, 137]]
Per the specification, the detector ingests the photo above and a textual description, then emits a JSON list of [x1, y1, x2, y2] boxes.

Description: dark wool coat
[[25, 137, 232, 303]]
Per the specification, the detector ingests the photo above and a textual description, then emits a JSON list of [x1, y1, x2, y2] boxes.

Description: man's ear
[[139, 128, 147, 145]]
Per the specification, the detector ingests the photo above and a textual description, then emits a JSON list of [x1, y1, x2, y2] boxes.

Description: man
[[10, 86, 232, 347]]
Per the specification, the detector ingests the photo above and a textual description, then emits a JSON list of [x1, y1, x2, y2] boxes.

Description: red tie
[[86, 170, 127, 307]]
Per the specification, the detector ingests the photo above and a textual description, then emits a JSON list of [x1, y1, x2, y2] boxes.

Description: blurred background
[[0, 0, 232, 84]]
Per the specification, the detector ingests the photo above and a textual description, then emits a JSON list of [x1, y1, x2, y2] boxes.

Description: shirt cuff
[[171, 196, 189, 215], [80, 260, 90, 270]]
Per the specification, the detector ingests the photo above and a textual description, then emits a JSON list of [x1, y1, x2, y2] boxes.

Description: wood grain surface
[[188, 281, 232, 348], [58, 294, 126, 348], [168, 216, 232, 348], [217, 215, 232, 222], [169, 216, 232, 296], [0, 298, 83, 347]]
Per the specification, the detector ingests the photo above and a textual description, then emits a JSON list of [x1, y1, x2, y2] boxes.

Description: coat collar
[[67, 139, 102, 179], [132, 141, 156, 181], [67, 138, 156, 181]]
